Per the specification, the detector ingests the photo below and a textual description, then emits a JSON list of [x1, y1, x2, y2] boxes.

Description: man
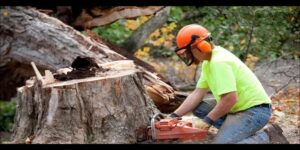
[[170, 24, 289, 144]]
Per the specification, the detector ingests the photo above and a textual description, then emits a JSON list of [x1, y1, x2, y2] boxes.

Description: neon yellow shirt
[[196, 46, 271, 113]]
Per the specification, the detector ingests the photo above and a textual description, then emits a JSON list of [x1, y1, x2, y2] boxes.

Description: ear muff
[[197, 41, 212, 53]]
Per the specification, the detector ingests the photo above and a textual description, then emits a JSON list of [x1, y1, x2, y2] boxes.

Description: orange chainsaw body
[[147, 117, 208, 141]]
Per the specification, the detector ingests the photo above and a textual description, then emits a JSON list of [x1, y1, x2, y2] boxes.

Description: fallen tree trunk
[[12, 60, 159, 144], [1, 6, 185, 114]]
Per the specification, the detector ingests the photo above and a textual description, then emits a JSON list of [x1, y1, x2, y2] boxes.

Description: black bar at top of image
[[0, 0, 299, 7]]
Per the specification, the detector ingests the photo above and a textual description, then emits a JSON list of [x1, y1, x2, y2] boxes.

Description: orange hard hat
[[176, 24, 212, 53]]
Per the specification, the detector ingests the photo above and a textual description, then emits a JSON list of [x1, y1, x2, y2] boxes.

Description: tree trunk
[[11, 60, 159, 144]]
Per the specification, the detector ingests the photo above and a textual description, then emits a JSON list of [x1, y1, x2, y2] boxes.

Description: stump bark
[[11, 61, 159, 144]]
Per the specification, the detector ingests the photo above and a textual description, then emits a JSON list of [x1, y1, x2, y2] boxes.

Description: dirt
[[253, 59, 300, 96], [280, 120, 299, 144], [54, 56, 109, 81], [269, 87, 300, 144]]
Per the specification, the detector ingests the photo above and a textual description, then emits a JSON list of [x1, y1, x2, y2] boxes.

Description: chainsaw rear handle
[[150, 113, 164, 140]]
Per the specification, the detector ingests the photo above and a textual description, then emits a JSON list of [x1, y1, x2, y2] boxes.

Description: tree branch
[[121, 7, 170, 53], [243, 7, 256, 61]]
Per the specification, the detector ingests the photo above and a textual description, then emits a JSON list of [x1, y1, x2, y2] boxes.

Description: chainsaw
[[147, 113, 208, 141]]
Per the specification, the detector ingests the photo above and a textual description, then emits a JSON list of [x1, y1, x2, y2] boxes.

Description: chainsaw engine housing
[[147, 117, 208, 141]]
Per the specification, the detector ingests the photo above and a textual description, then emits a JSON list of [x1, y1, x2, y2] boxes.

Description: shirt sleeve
[[210, 61, 237, 96], [196, 64, 208, 89]]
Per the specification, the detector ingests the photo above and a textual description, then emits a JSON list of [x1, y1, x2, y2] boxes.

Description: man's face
[[175, 47, 194, 66], [191, 47, 205, 65], [175, 35, 207, 66], [175, 46, 205, 66]]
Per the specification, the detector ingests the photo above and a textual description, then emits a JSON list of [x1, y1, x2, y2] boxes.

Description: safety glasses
[[175, 35, 200, 66]]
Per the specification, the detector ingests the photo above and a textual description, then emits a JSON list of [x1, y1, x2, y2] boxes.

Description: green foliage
[[169, 7, 184, 22], [0, 101, 16, 131], [88, 6, 299, 61], [91, 20, 132, 45]]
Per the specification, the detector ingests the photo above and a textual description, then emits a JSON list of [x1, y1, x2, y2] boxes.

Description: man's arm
[[207, 91, 237, 121], [174, 88, 209, 117]]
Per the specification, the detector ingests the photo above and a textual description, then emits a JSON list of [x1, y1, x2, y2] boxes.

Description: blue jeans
[[192, 99, 272, 144]]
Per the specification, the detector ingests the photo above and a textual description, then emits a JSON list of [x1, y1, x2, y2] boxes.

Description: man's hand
[[167, 112, 181, 118], [164, 112, 182, 119], [172, 88, 208, 117], [192, 118, 212, 131]]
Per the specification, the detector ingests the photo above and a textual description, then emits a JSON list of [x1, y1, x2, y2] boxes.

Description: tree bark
[[12, 60, 159, 144], [121, 7, 171, 53]]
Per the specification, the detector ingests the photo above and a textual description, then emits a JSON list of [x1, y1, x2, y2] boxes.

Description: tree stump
[[11, 61, 159, 144]]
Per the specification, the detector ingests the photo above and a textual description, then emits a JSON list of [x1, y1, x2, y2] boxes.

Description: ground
[[269, 87, 300, 144]]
